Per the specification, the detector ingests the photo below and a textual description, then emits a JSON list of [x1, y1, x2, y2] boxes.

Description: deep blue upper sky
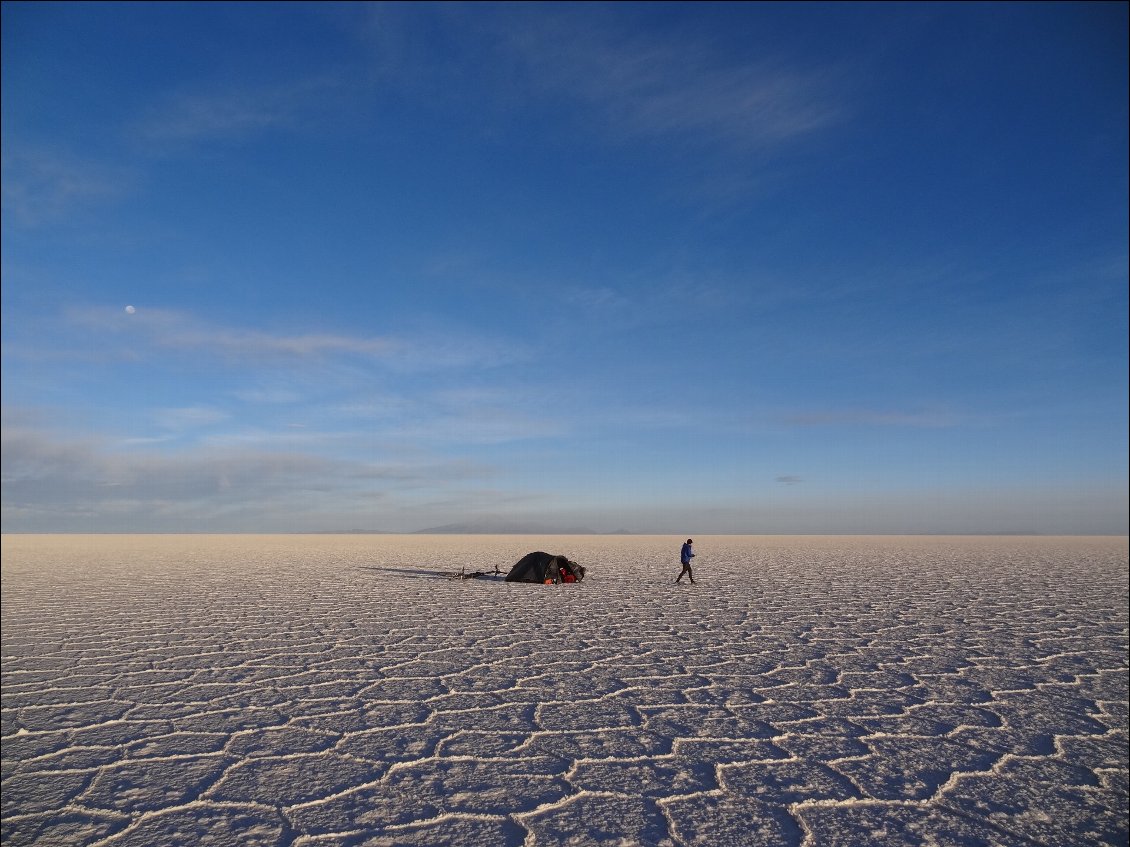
[[2, 2, 1127, 533]]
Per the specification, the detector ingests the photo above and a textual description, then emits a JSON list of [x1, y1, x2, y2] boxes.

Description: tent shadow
[[357, 566, 508, 582], [357, 566, 451, 580]]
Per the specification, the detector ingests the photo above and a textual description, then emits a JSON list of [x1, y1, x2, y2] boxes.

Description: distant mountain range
[[413, 522, 608, 535], [312, 525, 638, 535]]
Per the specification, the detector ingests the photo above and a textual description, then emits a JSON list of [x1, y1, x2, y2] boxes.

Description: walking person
[[676, 538, 696, 584]]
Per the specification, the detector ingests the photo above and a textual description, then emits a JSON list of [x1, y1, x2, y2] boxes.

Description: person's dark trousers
[[676, 565, 695, 584]]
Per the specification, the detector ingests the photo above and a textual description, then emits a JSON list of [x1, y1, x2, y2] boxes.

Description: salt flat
[[1, 534, 1127, 847]]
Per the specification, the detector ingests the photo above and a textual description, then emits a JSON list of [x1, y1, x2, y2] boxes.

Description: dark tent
[[505, 551, 586, 584]]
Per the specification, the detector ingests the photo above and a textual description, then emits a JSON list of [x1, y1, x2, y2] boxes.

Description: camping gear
[[451, 564, 503, 580], [505, 551, 586, 584]]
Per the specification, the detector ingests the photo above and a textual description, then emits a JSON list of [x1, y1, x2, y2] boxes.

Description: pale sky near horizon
[[2, 2, 1127, 535]]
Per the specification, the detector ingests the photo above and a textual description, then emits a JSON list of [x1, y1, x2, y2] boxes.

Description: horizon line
[[3, 530, 1128, 538]]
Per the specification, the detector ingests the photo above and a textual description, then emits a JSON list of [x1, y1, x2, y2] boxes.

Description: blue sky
[[2, 1, 1127, 534]]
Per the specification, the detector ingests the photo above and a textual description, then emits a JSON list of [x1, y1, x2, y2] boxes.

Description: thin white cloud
[[94, 307, 395, 360], [151, 406, 230, 432], [491, 10, 846, 150], [570, 48, 841, 148], [136, 75, 345, 147], [231, 388, 305, 405], [194, 307, 518, 372], [335, 397, 418, 420], [330, 388, 568, 447], [783, 409, 963, 428], [531, 271, 746, 337], [0, 426, 497, 532], [561, 286, 630, 311], [356, 5, 847, 153], [181, 327, 397, 359], [1, 147, 129, 226], [338, 402, 567, 448], [59, 306, 518, 370]]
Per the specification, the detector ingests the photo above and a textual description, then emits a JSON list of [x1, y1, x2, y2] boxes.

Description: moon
[[125, 305, 136, 314]]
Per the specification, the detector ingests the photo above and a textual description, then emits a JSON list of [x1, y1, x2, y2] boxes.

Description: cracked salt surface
[[2, 534, 1127, 847]]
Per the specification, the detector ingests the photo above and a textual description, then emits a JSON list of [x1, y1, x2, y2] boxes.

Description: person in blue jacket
[[676, 538, 696, 584]]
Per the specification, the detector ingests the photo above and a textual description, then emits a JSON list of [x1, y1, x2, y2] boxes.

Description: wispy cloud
[[151, 406, 230, 432], [358, 5, 846, 154], [492, 10, 846, 150], [3, 75, 346, 228], [56, 306, 526, 372], [0, 426, 495, 532], [136, 75, 344, 148], [327, 387, 569, 447], [561, 47, 841, 149], [1, 147, 128, 226], [173, 326, 397, 360], [783, 409, 963, 428], [561, 286, 631, 311], [230, 387, 305, 405]]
